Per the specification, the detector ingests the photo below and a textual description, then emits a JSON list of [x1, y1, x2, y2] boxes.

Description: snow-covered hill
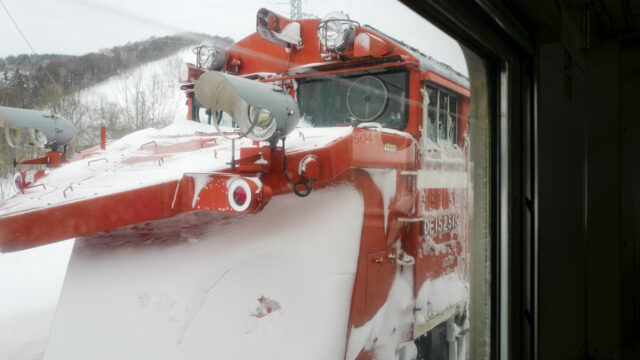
[[81, 47, 193, 127], [68, 47, 195, 148]]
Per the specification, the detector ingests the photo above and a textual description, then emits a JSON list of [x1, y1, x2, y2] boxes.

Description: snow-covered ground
[[0, 173, 17, 204], [0, 240, 74, 360], [0, 307, 58, 360]]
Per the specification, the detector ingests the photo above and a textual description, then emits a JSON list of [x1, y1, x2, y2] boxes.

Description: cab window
[[297, 68, 408, 129], [425, 84, 460, 144]]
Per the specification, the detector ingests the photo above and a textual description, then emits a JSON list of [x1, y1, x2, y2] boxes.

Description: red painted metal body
[[18, 151, 65, 167], [0, 9, 470, 359], [100, 126, 106, 150]]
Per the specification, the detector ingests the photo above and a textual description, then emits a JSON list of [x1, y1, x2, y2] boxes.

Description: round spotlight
[[247, 106, 277, 141], [317, 11, 357, 52]]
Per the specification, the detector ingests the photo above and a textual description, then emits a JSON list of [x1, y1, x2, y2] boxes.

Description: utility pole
[[285, 0, 314, 20]]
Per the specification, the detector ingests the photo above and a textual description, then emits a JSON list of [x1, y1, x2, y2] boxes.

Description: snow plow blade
[[43, 186, 365, 360], [0, 172, 272, 252]]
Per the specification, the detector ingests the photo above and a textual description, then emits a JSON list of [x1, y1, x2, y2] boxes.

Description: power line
[[0, 0, 64, 97], [69, 0, 188, 36]]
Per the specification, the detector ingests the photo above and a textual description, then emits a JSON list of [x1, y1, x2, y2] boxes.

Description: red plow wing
[[0, 123, 416, 252]]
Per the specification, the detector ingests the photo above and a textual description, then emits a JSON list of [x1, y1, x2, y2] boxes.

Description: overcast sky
[[0, 0, 467, 75]]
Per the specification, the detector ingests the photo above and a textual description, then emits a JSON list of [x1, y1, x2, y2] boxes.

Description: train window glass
[[426, 86, 438, 142], [449, 97, 458, 144], [0, 1, 493, 360], [425, 86, 461, 145], [438, 91, 449, 140]]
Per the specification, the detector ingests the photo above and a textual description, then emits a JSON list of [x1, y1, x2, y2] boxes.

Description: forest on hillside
[[0, 33, 232, 108]]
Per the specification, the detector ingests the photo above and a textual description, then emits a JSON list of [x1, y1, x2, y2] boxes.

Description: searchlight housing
[[0, 106, 76, 150], [194, 71, 300, 145]]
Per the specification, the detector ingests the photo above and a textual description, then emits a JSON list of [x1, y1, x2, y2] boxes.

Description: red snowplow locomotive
[[0, 9, 470, 360]]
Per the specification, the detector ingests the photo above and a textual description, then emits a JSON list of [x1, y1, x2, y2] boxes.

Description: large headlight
[[247, 106, 277, 140], [194, 71, 300, 144], [317, 11, 357, 52]]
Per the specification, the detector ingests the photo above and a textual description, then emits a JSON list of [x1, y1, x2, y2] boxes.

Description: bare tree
[[117, 57, 182, 132], [47, 90, 90, 153]]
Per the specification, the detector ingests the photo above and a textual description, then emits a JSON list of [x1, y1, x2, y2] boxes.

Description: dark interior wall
[[585, 43, 622, 359], [537, 41, 587, 360], [536, 11, 640, 360], [521, 1, 640, 358], [479, 0, 640, 358], [579, 28, 640, 360], [619, 41, 640, 357]]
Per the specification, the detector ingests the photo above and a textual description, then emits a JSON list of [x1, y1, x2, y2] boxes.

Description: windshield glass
[[297, 68, 408, 129]]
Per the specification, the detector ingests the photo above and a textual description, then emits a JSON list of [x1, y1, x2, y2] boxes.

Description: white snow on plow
[[415, 272, 469, 324], [44, 185, 363, 360], [0, 120, 352, 217]]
